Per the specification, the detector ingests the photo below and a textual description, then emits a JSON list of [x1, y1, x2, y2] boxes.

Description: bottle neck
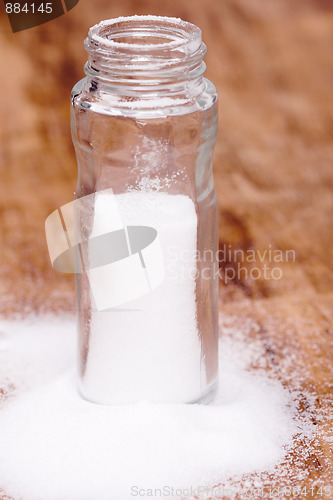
[[84, 15, 207, 98]]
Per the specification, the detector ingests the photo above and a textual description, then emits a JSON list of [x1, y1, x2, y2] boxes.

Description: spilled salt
[[0, 316, 302, 500]]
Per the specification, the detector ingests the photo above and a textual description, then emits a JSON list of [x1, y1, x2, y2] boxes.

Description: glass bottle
[[71, 15, 218, 405]]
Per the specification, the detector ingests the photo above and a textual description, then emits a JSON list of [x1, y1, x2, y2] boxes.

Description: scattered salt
[[0, 316, 302, 500]]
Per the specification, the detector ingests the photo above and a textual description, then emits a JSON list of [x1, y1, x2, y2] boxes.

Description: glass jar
[[71, 15, 218, 405]]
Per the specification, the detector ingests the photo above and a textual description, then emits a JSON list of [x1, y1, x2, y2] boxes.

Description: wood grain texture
[[0, 0, 332, 498]]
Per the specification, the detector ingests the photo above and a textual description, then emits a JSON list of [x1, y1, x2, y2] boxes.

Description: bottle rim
[[84, 15, 206, 76], [86, 15, 202, 51]]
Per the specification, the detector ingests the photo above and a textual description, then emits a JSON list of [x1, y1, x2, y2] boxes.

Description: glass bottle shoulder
[[71, 77, 217, 119]]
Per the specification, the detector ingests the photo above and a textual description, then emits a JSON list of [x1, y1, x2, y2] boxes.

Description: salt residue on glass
[[88, 15, 189, 49], [0, 317, 303, 500], [82, 192, 203, 404]]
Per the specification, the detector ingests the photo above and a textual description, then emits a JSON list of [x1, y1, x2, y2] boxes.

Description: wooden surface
[[0, 0, 333, 498]]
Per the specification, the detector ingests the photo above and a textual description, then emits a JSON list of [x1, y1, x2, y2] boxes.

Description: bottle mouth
[[84, 15, 206, 76]]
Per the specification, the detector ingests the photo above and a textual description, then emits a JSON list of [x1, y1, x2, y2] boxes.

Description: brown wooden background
[[0, 0, 332, 498]]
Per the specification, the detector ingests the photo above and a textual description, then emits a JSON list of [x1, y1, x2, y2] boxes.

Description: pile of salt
[[0, 317, 301, 500]]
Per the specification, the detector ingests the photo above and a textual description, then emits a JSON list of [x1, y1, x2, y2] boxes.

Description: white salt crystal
[[0, 317, 300, 500], [82, 192, 204, 404]]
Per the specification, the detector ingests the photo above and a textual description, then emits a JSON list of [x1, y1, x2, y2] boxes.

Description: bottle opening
[[108, 35, 175, 46], [84, 15, 206, 76], [86, 15, 202, 51]]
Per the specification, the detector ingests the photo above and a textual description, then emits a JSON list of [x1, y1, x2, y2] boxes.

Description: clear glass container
[[71, 15, 218, 404]]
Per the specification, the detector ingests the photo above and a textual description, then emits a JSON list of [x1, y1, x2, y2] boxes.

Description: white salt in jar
[[71, 15, 218, 404]]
